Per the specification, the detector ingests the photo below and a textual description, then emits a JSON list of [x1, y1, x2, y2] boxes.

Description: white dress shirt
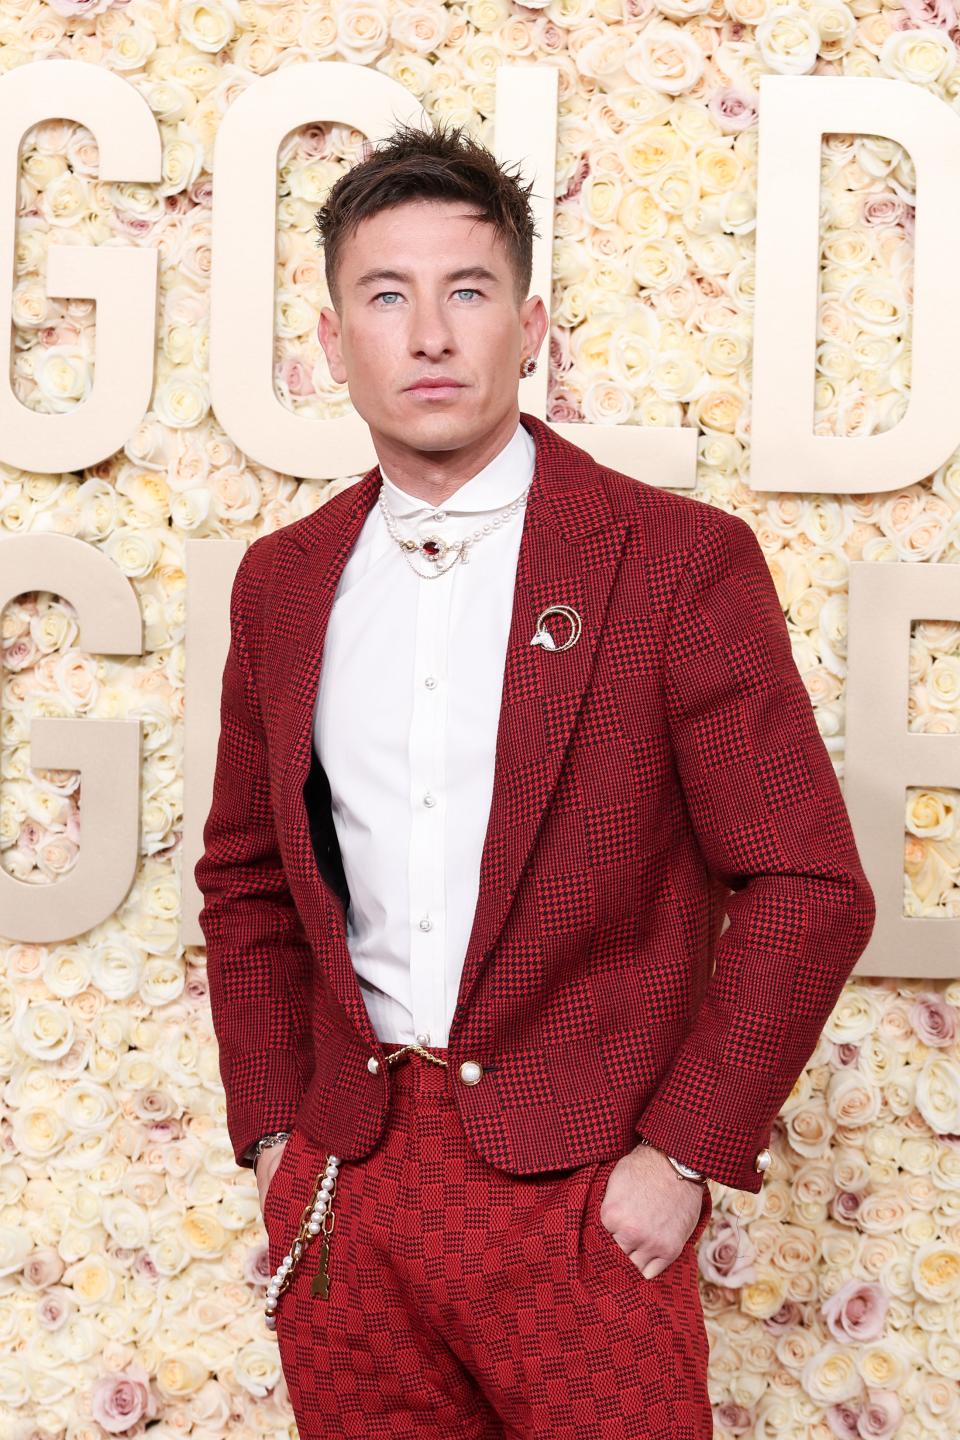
[[312, 420, 536, 1046]]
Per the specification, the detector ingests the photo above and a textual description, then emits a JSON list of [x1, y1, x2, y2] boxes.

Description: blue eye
[[374, 292, 402, 305], [455, 288, 480, 300]]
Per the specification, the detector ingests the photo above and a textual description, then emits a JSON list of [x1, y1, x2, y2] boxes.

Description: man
[[195, 122, 876, 1438]]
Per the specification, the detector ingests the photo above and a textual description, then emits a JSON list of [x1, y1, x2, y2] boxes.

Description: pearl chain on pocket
[[264, 1153, 340, 1329]]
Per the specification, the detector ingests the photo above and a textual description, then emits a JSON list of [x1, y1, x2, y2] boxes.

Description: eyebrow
[[353, 265, 501, 290]]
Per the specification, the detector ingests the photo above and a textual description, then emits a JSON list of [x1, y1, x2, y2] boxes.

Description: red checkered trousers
[[263, 1042, 714, 1440]]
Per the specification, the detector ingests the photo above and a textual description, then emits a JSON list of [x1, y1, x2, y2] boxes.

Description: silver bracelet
[[251, 1129, 292, 1173]]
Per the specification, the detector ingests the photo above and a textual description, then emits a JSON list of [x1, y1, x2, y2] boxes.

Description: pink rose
[[830, 1040, 861, 1067], [185, 970, 208, 1002], [90, 1365, 157, 1434], [45, 0, 115, 13], [111, 212, 160, 241], [858, 1389, 903, 1439], [299, 123, 331, 159], [822, 1278, 890, 1344], [277, 357, 316, 398], [831, 1190, 863, 1225], [246, 1241, 274, 1287], [715, 1402, 752, 1434], [3, 635, 39, 671], [549, 329, 574, 373], [909, 994, 957, 1048], [697, 1219, 756, 1288], [547, 387, 582, 424], [901, 0, 954, 27], [188, 175, 214, 207], [826, 1402, 860, 1440], [561, 155, 589, 201], [23, 1248, 66, 1290], [37, 1289, 73, 1329], [708, 89, 758, 134], [763, 1299, 803, 1332], [862, 195, 908, 229]]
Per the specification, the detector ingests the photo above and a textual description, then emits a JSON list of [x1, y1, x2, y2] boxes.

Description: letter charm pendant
[[312, 1238, 331, 1299]]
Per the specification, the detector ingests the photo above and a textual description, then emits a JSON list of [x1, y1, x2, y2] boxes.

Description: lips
[[405, 378, 465, 396]]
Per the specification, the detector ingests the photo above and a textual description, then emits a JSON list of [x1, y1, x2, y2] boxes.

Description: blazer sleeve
[[633, 506, 876, 1194], [194, 538, 315, 1169]]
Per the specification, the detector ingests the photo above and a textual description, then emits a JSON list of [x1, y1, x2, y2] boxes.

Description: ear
[[519, 293, 549, 365], [318, 305, 347, 385]]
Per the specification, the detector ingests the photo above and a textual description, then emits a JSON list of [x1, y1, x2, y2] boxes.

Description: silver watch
[[638, 1135, 706, 1183]]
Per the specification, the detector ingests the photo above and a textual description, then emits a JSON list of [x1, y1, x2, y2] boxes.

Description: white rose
[[390, 2, 449, 52], [89, 939, 143, 1001], [880, 26, 954, 85], [13, 1102, 68, 1163], [179, 0, 240, 54], [631, 238, 687, 291], [581, 379, 632, 425], [99, 1196, 153, 1251], [802, 1341, 863, 1404], [33, 347, 92, 413], [14, 1000, 75, 1061], [41, 947, 91, 999], [336, 1, 389, 63], [756, 6, 821, 74], [11, 280, 50, 329], [916, 1055, 960, 1135], [103, 528, 162, 579], [39, 171, 89, 227], [624, 23, 705, 96], [171, 488, 212, 530], [233, 1341, 284, 1399], [140, 958, 186, 1007], [109, 20, 159, 70], [154, 376, 209, 429]]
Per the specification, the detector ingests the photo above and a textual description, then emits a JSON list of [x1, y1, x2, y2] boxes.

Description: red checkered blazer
[[195, 412, 876, 1194]]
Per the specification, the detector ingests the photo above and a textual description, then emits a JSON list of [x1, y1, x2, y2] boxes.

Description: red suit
[[196, 412, 875, 1437]]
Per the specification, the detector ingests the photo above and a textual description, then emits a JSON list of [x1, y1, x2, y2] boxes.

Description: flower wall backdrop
[[2, 0, 960, 1436]]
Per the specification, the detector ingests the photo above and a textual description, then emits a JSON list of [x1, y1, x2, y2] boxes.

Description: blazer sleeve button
[[459, 1060, 483, 1085], [755, 1147, 771, 1173]]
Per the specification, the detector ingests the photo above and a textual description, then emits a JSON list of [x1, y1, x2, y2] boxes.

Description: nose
[[408, 295, 455, 361]]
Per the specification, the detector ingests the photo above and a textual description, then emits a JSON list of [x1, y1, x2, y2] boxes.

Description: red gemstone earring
[[520, 356, 537, 378]]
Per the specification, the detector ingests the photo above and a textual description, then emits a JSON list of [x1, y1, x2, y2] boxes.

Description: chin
[[393, 407, 484, 449]]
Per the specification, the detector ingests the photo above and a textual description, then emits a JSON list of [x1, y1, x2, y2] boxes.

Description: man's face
[[317, 198, 547, 457]]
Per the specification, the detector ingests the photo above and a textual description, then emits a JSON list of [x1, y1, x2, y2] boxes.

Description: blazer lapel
[[269, 413, 631, 1046], [450, 415, 631, 1028]]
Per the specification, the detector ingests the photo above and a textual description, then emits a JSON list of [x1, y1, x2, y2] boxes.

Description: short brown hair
[[314, 121, 539, 310]]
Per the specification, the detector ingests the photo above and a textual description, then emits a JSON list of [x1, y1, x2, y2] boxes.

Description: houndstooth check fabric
[[195, 412, 876, 1195], [262, 1050, 715, 1439]]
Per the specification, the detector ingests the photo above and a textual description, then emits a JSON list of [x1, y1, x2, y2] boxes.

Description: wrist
[[250, 1129, 292, 1175], [637, 1136, 707, 1185]]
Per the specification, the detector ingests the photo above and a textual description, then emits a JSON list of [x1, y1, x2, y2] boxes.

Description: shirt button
[[419, 915, 433, 932], [416, 1032, 430, 1045], [432, 510, 446, 522], [423, 792, 436, 807], [424, 676, 438, 689]]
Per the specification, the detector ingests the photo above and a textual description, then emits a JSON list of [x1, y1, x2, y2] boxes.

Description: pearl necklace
[[378, 483, 531, 579]]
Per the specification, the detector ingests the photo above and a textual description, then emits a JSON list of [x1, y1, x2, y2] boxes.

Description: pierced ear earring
[[520, 356, 537, 378]]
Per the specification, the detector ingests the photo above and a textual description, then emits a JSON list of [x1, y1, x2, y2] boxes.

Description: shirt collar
[[378, 421, 535, 520]]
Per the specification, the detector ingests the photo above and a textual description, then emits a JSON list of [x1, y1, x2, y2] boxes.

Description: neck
[[371, 407, 521, 506]]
